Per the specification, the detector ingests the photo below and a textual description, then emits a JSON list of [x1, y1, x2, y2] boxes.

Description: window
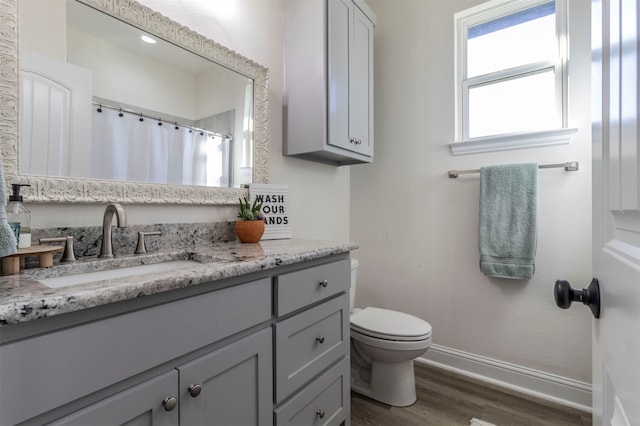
[[452, 0, 575, 154]]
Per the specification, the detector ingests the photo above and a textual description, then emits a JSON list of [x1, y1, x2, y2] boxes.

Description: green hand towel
[[479, 163, 538, 280]]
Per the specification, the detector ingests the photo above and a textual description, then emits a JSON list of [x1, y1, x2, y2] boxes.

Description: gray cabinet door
[[349, 2, 374, 157], [48, 370, 179, 426], [327, 0, 351, 153], [178, 328, 273, 426], [329, 0, 374, 158]]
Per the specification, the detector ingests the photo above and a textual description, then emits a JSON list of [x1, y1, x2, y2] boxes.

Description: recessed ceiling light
[[141, 35, 156, 44]]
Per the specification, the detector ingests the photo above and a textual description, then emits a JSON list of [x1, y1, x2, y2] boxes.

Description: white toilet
[[349, 258, 432, 407]]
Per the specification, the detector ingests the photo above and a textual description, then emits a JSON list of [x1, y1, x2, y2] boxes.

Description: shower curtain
[[91, 108, 230, 187]]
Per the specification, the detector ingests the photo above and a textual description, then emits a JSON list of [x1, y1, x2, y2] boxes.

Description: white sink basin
[[39, 260, 199, 288]]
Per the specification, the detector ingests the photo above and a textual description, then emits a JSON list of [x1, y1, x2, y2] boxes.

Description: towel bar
[[447, 161, 579, 178]]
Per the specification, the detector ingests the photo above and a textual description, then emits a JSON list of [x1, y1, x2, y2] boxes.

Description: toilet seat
[[350, 307, 432, 342]]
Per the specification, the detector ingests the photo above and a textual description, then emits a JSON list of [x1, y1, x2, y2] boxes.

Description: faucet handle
[[135, 231, 162, 255], [40, 236, 76, 262]]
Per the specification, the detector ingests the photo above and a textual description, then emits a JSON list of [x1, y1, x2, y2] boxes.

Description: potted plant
[[235, 197, 265, 243]]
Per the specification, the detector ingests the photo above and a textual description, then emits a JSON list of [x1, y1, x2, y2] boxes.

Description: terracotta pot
[[235, 220, 265, 243]]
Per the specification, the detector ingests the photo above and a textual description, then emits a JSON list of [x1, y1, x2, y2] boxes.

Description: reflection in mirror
[[0, 0, 269, 205], [19, 0, 254, 188]]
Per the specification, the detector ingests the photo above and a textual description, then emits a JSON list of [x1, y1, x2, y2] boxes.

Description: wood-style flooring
[[351, 362, 592, 426]]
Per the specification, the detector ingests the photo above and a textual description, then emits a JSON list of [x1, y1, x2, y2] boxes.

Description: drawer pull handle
[[319, 279, 328, 288], [188, 384, 202, 397], [316, 335, 325, 344], [162, 397, 178, 411], [316, 409, 326, 419]]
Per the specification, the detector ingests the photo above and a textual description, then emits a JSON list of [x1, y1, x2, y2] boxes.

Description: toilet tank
[[350, 258, 358, 312]]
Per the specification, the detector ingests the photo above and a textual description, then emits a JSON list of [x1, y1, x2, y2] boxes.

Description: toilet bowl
[[349, 259, 432, 407]]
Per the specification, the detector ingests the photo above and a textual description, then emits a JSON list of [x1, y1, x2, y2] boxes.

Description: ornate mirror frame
[[0, 0, 269, 204]]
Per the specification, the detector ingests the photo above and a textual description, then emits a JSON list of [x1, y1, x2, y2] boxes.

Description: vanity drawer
[[274, 357, 350, 426], [275, 258, 350, 316], [274, 294, 349, 402]]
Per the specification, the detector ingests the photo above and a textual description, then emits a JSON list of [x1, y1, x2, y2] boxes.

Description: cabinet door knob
[[316, 335, 325, 344], [162, 397, 177, 411], [319, 279, 328, 288], [188, 384, 202, 397], [350, 138, 357, 144], [316, 409, 326, 418]]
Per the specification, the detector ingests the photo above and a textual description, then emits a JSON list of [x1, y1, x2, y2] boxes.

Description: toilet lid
[[350, 307, 432, 341]]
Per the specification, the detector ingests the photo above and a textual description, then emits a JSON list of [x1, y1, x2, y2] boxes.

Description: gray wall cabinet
[[0, 254, 351, 426], [284, 0, 376, 165]]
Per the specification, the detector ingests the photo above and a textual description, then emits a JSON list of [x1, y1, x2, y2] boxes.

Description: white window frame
[[450, 0, 577, 155]]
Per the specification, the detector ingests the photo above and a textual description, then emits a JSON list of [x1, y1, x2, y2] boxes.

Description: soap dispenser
[[6, 184, 31, 248]]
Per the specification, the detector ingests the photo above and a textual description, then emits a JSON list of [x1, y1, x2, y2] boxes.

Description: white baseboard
[[418, 344, 592, 413]]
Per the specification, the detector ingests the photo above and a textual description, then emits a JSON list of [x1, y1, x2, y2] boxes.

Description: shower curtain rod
[[447, 161, 579, 178], [91, 101, 232, 140]]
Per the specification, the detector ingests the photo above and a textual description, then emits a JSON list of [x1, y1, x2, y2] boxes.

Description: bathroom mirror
[[0, 0, 269, 204]]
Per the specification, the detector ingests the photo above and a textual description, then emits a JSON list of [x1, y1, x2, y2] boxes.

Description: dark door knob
[[554, 278, 600, 318]]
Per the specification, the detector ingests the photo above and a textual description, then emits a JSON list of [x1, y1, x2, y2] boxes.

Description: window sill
[[449, 128, 578, 156]]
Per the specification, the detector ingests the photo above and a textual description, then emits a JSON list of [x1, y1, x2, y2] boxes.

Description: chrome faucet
[[99, 203, 127, 258]]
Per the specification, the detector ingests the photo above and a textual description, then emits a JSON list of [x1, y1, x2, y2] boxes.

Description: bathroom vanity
[[0, 239, 356, 426], [1, 0, 358, 422]]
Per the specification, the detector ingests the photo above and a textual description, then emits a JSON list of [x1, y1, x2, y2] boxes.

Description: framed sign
[[249, 184, 290, 239]]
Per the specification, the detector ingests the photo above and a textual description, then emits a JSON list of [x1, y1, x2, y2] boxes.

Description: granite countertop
[[0, 239, 358, 327]]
